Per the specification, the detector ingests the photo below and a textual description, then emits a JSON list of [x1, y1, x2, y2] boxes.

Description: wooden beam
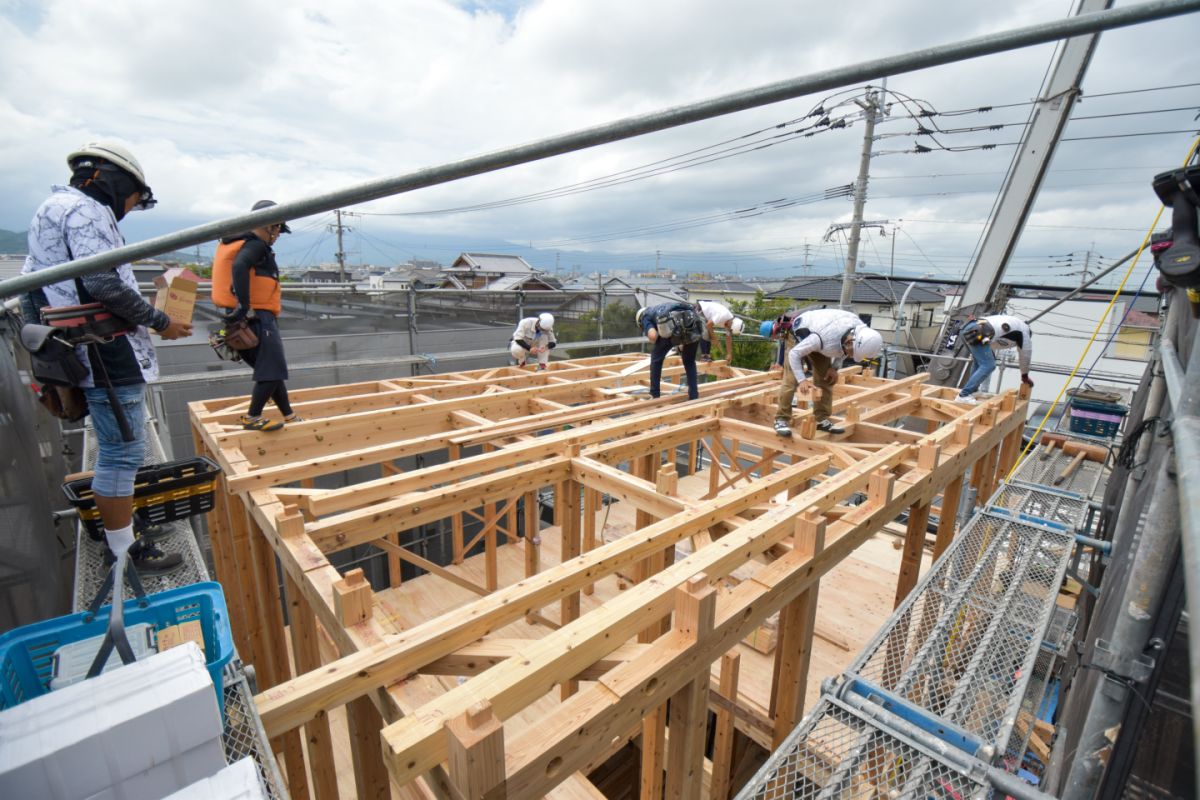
[[347, 694, 391, 800], [285, 575, 339, 800], [768, 514, 825, 746]]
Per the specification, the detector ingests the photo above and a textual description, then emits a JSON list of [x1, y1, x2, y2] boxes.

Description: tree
[[711, 291, 798, 370]]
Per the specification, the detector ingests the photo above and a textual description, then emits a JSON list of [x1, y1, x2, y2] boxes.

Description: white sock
[[106, 524, 135, 558]]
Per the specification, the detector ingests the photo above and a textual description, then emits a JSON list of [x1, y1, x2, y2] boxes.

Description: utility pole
[[329, 209, 354, 281], [839, 88, 881, 308]]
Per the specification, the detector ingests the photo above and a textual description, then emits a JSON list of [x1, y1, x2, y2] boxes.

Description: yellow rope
[[1004, 135, 1200, 483]]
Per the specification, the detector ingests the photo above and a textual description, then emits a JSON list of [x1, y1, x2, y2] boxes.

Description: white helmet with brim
[[538, 312, 554, 330], [67, 141, 155, 209], [852, 326, 884, 361]]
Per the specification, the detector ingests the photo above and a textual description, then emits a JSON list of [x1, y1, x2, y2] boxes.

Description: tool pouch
[[222, 318, 259, 351]]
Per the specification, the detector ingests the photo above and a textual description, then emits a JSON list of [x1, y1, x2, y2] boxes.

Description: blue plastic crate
[[1068, 398, 1126, 439], [0, 582, 233, 712]]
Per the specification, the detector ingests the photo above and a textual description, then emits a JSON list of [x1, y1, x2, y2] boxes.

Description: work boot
[[240, 414, 284, 432], [816, 419, 845, 435], [537, 364, 547, 371], [774, 419, 793, 438], [104, 539, 184, 576], [129, 539, 185, 576], [954, 394, 977, 405], [699, 354, 713, 363], [284, 413, 304, 424]]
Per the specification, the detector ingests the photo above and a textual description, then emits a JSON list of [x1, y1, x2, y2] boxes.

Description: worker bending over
[[637, 302, 703, 400], [956, 314, 1033, 404], [695, 299, 744, 362], [510, 313, 556, 369], [777, 309, 882, 437]]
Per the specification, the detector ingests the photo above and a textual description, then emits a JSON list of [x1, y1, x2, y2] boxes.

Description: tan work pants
[[776, 350, 835, 423]]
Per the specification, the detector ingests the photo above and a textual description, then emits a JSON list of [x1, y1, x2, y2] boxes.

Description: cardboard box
[[153, 267, 200, 325]]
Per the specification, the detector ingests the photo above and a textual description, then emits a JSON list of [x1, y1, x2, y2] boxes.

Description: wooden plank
[[664, 578, 715, 800], [933, 476, 964, 560]]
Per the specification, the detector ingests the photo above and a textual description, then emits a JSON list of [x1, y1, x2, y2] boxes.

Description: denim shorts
[[84, 384, 147, 497]]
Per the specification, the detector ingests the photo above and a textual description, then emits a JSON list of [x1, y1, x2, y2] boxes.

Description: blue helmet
[[758, 320, 774, 338]]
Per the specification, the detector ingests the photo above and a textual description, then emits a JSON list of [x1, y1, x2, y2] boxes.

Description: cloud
[[1, 0, 1196, 281]]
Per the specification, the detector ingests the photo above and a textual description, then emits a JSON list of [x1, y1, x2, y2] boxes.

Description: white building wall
[[984, 298, 1152, 407]]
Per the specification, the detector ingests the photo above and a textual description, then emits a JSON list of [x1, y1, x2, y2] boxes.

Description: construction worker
[[20, 142, 191, 574], [212, 200, 297, 431], [510, 313, 556, 369], [637, 302, 703, 400], [695, 299, 745, 362], [956, 314, 1034, 404], [761, 308, 804, 374], [776, 309, 883, 437]]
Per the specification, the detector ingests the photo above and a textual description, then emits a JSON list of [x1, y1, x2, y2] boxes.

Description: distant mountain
[[0, 228, 199, 263], [0, 228, 26, 253]]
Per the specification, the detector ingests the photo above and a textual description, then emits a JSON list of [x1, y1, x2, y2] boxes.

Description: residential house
[[681, 280, 761, 308], [300, 269, 343, 284], [443, 253, 556, 291], [768, 275, 946, 349]]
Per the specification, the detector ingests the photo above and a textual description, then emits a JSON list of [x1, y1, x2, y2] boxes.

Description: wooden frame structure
[[190, 353, 1028, 799]]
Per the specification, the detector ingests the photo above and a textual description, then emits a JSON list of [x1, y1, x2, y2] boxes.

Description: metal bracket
[[1092, 637, 1156, 683]]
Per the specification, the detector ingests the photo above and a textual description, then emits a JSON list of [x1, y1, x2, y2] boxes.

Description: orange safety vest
[[211, 238, 281, 315]]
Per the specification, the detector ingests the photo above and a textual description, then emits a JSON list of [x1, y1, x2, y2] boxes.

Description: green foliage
[[557, 300, 639, 344], [711, 291, 797, 370]]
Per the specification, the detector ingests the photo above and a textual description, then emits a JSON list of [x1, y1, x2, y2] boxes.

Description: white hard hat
[[67, 141, 149, 188], [852, 327, 884, 361], [731, 318, 745, 335], [636, 307, 647, 326], [538, 313, 554, 330]]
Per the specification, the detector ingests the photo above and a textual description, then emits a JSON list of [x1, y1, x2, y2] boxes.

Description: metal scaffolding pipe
[[1025, 247, 1139, 325], [1161, 309, 1200, 793], [1060, 447, 1181, 798], [1, 0, 1197, 300]]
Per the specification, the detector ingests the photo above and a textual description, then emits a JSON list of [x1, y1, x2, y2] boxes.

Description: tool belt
[[40, 302, 133, 343], [654, 308, 703, 345]]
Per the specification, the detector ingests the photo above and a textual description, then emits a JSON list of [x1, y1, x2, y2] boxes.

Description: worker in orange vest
[[211, 200, 298, 431]]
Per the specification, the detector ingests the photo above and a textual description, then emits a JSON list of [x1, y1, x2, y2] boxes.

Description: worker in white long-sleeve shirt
[[510, 313, 556, 369], [778, 308, 883, 437], [956, 313, 1034, 404], [694, 300, 745, 362]]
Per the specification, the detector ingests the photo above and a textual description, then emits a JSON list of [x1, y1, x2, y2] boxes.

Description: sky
[[1, 0, 1197, 285]]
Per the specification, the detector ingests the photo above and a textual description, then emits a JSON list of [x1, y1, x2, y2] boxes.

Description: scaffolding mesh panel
[[1011, 440, 1106, 496], [72, 411, 209, 612], [222, 665, 288, 799], [989, 483, 1088, 530], [842, 512, 1072, 751], [735, 697, 993, 800]]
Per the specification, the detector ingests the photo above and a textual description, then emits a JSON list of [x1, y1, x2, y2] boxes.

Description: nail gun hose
[[87, 343, 135, 442]]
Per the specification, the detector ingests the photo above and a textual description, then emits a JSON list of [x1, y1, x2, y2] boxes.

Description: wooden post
[[484, 499, 499, 592], [446, 702, 506, 800], [894, 502, 932, 608], [205, 474, 252, 671], [450, 444, 465, 564], [655, 465, 679, 572], [664, 576, 715, 800], [559, 479, 581, 700], [933, 476, 965, 560], [284, 575, 339, 800], [770, 514, 825, 746], [523, 491, 539, 580], [333, 568, 373, 627], [710, 651, 741, 800], [347, 695, 391, 800], [244, 504, 310, 800], [582, 487, 599, 596]]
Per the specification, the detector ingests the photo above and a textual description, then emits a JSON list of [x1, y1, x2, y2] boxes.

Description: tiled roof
[[769, 276, 944, 304]]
